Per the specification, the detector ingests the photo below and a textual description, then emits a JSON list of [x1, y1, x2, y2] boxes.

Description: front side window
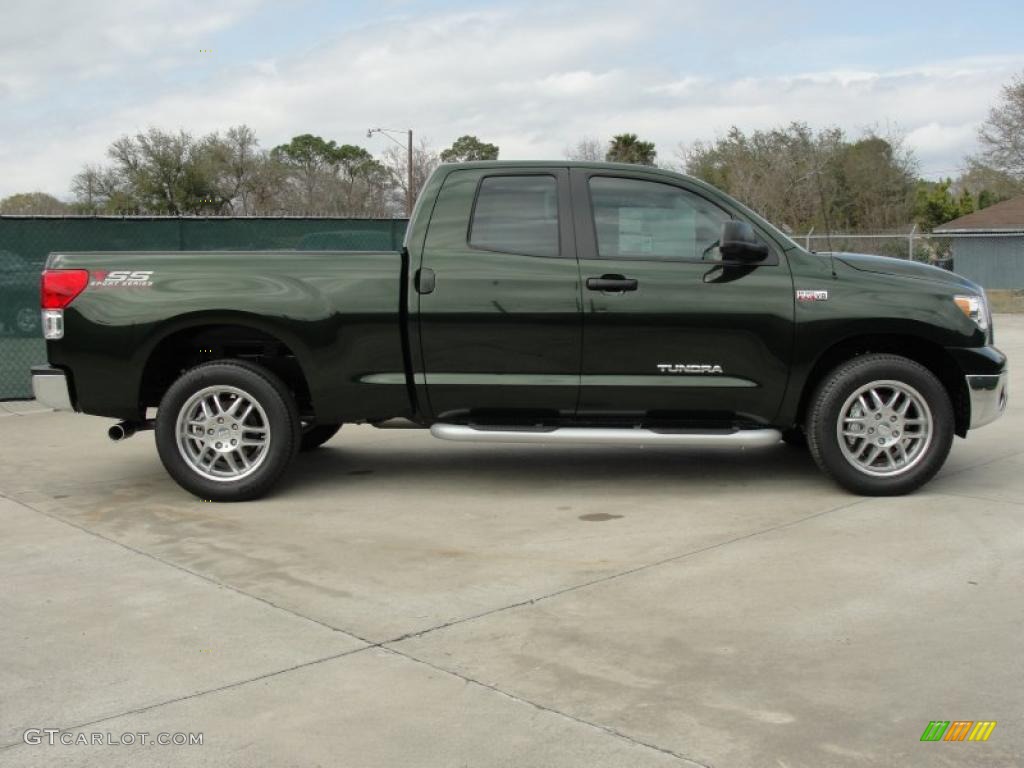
[[469, 175, 559, 257], [589, 176, 731, 260]]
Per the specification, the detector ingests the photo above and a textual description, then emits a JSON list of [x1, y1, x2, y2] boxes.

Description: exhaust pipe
[[107, 419, 154, 442], [108, 421, 136, 441]]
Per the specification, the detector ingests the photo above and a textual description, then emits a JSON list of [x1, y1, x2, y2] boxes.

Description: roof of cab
[[440, 159, 692, 176]]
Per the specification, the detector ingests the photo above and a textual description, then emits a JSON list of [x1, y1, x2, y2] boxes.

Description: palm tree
[[605, 133, 657, 165]]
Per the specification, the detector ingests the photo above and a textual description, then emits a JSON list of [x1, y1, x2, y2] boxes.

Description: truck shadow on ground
[[278, 441, 831, 497]]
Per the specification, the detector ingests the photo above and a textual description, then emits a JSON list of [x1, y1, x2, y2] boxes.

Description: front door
[[417, 167, 581, 423], [572, 169, 794, 426]]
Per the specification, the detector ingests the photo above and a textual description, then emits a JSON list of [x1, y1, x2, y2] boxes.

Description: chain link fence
[[798, 231, 953, 265], [799, 231, 1024, 306], [0, 216, 407, 400]]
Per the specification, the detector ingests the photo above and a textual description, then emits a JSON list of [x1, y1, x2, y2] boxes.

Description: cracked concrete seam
[[0, 489, 374, 645], [0, 489, 865, 764], [0, 645, 369, 752], [382, 497, 871, 645], [379, 645, 715, 768]]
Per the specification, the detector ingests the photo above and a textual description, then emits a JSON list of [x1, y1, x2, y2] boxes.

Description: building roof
[[934, 194, 1024, 233]]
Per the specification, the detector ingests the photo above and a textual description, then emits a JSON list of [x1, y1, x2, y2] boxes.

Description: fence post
[[805, 227, 814, 250], [908, 223, 917, 261]]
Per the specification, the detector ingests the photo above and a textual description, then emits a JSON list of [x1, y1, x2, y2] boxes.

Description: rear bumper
[[966, 371, 1008, 430], [31, 366, 74, 411]]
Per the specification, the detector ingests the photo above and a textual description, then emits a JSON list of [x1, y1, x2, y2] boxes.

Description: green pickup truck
[[32, 161, 1008, 500]]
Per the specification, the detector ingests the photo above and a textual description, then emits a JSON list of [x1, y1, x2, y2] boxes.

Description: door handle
[[415, 267, 436, 295], [586, 274, 638, 292]]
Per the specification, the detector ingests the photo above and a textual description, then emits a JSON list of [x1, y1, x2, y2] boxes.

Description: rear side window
[[469, 175, 559, 257], [589, 176, 730, 260]]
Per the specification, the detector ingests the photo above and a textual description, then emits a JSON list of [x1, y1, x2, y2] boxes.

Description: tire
[[300, 423, 342, 452], [781, 427, 807, 449], [155, 360, 301, 501], [807, 354, 953, 496]]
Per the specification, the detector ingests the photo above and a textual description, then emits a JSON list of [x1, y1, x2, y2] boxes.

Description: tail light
[[40, 269, 89, 339], [41, 269, 89, 309]]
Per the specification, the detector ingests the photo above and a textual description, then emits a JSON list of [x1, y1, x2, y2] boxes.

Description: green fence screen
[[0, 216, 408, 400]]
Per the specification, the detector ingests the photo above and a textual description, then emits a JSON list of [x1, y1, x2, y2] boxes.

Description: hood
[[828, 252, 979, 292]]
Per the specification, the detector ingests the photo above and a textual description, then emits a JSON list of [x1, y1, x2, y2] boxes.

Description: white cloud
[[0, 0, 263, 99], [1, 3, 1022, 197]]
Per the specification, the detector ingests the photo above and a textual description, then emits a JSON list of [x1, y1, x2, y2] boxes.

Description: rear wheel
[[300, 423, 342, 452], [155, 360, 300, 501], [807, 354, 953, 496]]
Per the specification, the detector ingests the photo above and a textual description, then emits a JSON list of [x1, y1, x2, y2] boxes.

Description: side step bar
[[430, 424, 782, 448]]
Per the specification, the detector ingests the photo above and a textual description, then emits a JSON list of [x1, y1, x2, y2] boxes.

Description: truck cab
[[412, 163, 793, 429]]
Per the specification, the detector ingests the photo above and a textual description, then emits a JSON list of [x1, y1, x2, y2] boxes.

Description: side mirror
[[719, 221, 769, 263]]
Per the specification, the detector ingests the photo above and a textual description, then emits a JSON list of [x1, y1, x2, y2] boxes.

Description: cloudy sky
[[2, 0, 1023, 199]]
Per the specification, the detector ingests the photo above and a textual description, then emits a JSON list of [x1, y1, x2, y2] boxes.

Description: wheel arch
[[138, 314, 316, 418], [795, 334, 969, 437]]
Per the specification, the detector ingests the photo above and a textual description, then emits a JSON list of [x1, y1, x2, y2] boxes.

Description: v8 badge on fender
[[796, 289, 829, 302]]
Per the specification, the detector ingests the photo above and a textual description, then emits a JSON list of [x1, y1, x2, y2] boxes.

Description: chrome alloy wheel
[[837, 380, 933, 477], [175, 386, 270, 482]]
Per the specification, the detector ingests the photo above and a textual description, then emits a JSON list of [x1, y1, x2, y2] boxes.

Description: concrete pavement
[[1, 316, 1022, 767]]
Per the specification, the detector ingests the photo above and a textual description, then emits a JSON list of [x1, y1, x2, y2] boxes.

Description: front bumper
[[966, 371, 1008, 430], [31, 365, 74, 411]]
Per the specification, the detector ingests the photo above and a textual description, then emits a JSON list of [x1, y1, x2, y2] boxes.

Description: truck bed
[[45, 249, 411, 421]]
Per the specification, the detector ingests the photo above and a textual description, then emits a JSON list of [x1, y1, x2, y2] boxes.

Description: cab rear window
[[469, 175, 559, 258]]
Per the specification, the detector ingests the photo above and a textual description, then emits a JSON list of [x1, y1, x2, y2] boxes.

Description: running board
[[429, 424, 782, 448]]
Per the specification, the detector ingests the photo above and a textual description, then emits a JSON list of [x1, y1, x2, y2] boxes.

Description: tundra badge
[[657, 364, 724, 374]]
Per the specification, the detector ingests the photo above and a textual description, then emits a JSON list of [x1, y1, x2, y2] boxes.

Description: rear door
[[417, 167, 581, 422], [572, 169, 794, 426]]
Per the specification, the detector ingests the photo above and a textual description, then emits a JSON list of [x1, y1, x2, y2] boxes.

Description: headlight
[[954, 294, 989, 331]]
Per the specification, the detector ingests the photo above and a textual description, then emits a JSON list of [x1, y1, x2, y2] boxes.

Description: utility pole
[[407, 129, 414, 217], [368, 127, 414, 216]]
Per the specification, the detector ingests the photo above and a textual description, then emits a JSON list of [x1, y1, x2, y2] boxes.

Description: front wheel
[[155, 360, 301, 501], [807, 354, 954, 496]]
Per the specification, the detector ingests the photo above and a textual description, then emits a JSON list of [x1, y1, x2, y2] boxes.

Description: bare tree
[[102, 128, 220, 214], [977, 71, 1024, 181], [70, 164, 125, 212], [246, 154, 289, 215], [957, 159, 1023, 204], [564, 137, 604, 161], [382, 139, 439, 216], [204, 125, 262, 214], [681, 123, 918, 234]]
